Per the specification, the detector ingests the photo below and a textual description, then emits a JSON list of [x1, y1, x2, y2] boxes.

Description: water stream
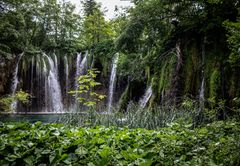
[[139, 85, 152, 108], [64, 56, 69, 95], [45, 54, 63, 112], [107, 54, 119, 112], [10, 53, 24, 111]]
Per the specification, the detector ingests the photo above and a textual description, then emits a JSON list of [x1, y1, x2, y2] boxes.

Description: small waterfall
[[79, 51, 88, 75], [107, 54, 119, 112], [199, 36, 206, 102], [30, 56, 34, 95], [64, 56, 69, 95], [45, 55, 63, 112], [139, 85, 152, 108], [10, 53, 24, 111], [75, 51, 88, 89], [199, 76, 205, 101], [11, 53, 23, 95], [75, 53, 82, 89], [43, 59, 49, 112], [198, 36, 206, 122]]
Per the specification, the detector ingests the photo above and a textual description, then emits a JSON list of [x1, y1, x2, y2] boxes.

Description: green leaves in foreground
[[0, 121, 240, 165]]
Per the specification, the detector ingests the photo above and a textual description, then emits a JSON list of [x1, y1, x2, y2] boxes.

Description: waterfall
[[30, 56, 34, 95], [107, 54, 119, 112], [75, 51, 88, 89], [43, 59, 49, 112], [45, 55, 63, 112], [79, 51, 88, 75], [139, 85, 152, 108], [199, 76, 205, 101], [75, 53, 82, 89], [11, 53, 23, 95], [198, 36, 206, 122], [199, 37, 206, 102], [10, 53, 24, 111], [64, 56, 69, 95]]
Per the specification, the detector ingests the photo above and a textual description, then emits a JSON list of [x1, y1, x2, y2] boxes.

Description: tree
[[0, 0, 82, 55], [69, 69, 106, 108], [81, 0, 113, 46]]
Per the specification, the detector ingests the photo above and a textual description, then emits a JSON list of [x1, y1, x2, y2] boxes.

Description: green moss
[[209, 69, 221, 98], [149, 76, 159, 106], [146, 66, 151, 85], [182, 42, 200, 96], [158, 53, 177, 97], [118, 85, 130, 111]]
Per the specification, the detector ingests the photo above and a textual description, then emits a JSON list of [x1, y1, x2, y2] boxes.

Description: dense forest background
[[0, 0, 240, 117]]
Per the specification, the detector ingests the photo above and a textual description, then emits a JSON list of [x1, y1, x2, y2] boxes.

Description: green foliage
[[118, 85, 130, 111], [0, 0, 81, 55], [209, 69, 221, 98], [81, 0, 113, 47], [0, 121, 239, 165], [224, 20, 240, 69], [114, 0, 239, 106], [69, 69, 106, 107], [0, 90, 30, 112]]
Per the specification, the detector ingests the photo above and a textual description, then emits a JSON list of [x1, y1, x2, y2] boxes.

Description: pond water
[[0, 114, 63, 123]]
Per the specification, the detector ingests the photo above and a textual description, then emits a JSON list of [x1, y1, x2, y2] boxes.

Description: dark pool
[[0, 114, 64, 123]]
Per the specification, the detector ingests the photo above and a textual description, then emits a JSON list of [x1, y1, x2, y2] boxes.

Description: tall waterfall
[[199, 76, 205, 101], [10, 53, 24, 111], [198, 37, 206, 120], [139, 85, 152, 108], [64, 56, 69, 95], [199, 37, 206, 102], [75, 53, 82, 90], [45, 55, 63, 112], [30, 56, 34, 95], [107, 54, 119, 112]]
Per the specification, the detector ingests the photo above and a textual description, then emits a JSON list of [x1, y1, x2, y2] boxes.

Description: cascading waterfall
[[198, 36, 206, 120], [79, 51, 88, 75], [199, 76, 205, 101], [9, 51, 98, 113], [75, 53, 82, 89], [75, 51, 88, 89], [139, 85, 152, 108], [10, 53, 24, 111], [30, 56, 34, 95], [199, 37, 206, 103], [74, 51, 89, 109], [64, 56, 69, 95], [107, 54, 119, 112], [43, 59, 49, 112], [45, 54, 63, 112]]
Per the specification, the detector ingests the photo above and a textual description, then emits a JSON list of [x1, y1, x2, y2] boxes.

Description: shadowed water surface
[[0, 114, 63, 123]]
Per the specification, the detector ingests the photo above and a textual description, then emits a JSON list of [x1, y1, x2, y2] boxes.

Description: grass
[[58, 102, 240, 129]]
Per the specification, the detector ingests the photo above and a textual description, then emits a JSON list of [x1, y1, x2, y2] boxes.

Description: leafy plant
[[0, 121, 239, 165], [0, 90, 30, 112], [69, 69, 106, 107]]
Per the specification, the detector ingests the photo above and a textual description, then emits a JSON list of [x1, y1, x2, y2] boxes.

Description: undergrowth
[[0, 121, 239, 165]]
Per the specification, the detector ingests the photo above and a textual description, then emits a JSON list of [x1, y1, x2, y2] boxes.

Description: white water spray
[[45, 55, 63, 112], [64, 56, 69, 95], [139, 85, 152, 108], [107, 54, 119, 112], [10, 53, 24, 111]]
